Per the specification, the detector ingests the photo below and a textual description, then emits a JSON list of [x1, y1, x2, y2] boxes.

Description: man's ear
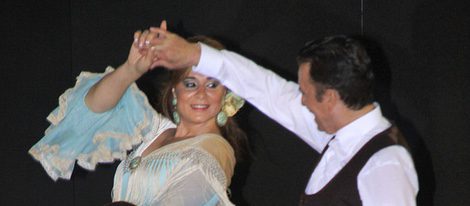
[[324, 89, 339, 110]]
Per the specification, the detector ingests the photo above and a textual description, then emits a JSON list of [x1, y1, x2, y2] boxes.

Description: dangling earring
[[171, 89, 180, 124], [216, 111, 228, 127]]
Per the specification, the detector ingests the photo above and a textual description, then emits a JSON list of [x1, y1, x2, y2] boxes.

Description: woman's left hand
[[124, 29, 159, 77]]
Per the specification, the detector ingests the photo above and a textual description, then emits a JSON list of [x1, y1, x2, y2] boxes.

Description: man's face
[[298, 63, 333, 133]]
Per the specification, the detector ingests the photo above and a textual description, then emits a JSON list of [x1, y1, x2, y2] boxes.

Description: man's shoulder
[[362, 145, 415, 173]]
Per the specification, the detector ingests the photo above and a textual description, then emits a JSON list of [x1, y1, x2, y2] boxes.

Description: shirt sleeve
[[358, 146, 419, 206], [193, 44, 330, 151], [28, 67, 175, 181]]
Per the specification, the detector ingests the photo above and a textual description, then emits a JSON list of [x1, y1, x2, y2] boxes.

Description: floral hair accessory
[[222, 91, 245, 117]]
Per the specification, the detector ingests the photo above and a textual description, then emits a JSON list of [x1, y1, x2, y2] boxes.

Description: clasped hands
[[125, 20, 201, 76]]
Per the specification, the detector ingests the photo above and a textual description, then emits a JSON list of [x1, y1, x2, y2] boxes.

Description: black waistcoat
[[299, 127, 399, 206]]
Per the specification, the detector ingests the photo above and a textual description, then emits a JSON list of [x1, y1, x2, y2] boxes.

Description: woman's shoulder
[[193, 133, 236, 181], [193, 134, 235, 161], [195, 133, 231, 147]]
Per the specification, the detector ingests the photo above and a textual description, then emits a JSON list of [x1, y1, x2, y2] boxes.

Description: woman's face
[[174, 71, 226, 127]]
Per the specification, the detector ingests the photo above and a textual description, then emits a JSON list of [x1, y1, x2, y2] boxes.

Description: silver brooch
[[129, 156, 142, 170]]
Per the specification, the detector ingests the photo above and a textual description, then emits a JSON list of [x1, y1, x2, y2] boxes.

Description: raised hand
[[141, 21, 201, 70], [124, 29, 159, 77], [84, 30, 159, 113]]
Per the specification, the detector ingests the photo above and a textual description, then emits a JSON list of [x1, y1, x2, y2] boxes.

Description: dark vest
[[299, 127, 401, 206]]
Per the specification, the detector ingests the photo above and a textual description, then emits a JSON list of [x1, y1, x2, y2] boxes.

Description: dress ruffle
[[29, 67, 175, 181]]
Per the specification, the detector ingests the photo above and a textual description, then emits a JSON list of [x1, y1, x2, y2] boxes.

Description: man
[[147, 27, 418, 205]]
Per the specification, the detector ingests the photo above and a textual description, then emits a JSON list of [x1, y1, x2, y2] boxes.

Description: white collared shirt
[[193, 43, 419, 206]]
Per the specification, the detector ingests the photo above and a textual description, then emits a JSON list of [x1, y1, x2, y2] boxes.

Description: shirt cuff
[[192, 43, 224, 79]]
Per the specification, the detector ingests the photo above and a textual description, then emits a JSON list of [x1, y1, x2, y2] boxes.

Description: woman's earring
[[216, 111, 228, 127], [171, 95, 180, 125]]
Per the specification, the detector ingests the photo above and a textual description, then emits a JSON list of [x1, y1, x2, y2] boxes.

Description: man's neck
[[334, 104, 375, 133]]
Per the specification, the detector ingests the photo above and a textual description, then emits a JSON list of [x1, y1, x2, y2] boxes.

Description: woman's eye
[[206, 81, 220, 88], [183, 80, 197, 89]]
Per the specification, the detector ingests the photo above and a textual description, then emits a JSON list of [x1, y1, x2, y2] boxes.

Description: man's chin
[[316, 125, 334, 135]]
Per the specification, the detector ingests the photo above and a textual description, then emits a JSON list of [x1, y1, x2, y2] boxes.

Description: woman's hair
[[103, 201, 136, 206], [161, 35, 249, 161]]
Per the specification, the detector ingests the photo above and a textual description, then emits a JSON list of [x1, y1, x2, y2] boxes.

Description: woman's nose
[[195, 87, 207, 98]]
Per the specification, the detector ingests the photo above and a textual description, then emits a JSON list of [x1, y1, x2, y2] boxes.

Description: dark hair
[[297, 35, 374, 110], [103, 201, 136, 206], [161, 35, 249, 161]]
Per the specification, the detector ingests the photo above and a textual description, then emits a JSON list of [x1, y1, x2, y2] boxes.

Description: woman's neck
[[174, 122, 221, 139]]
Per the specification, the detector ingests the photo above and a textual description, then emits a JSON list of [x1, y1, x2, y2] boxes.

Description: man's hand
[[144, 21, 201, 70]]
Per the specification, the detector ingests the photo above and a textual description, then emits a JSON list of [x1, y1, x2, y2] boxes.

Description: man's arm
[[194, 44, 330, 151], [358, 146, 419, 206], [149, 28, 329, 151]]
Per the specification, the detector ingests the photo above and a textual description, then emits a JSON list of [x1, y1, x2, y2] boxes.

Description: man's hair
[[297, 35, 374, 110]]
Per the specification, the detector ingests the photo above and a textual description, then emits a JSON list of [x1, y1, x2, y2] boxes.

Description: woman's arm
[[85, 30, 159, 113], [29, 28, 176, 181]]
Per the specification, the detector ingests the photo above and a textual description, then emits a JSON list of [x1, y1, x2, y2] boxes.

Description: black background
[[1, 0, 468, 205]]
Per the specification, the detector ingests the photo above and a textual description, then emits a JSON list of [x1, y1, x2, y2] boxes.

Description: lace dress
[[29, 67, 236, 206]]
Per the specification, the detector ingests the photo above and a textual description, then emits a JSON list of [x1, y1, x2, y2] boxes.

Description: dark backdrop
[[1, 0, 468, 205]]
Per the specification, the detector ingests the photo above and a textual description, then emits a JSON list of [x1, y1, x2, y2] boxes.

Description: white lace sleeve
[[29, 67, 176, 181]]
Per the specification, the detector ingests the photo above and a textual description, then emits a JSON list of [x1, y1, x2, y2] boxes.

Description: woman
[[29, 29, 247, 205]]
